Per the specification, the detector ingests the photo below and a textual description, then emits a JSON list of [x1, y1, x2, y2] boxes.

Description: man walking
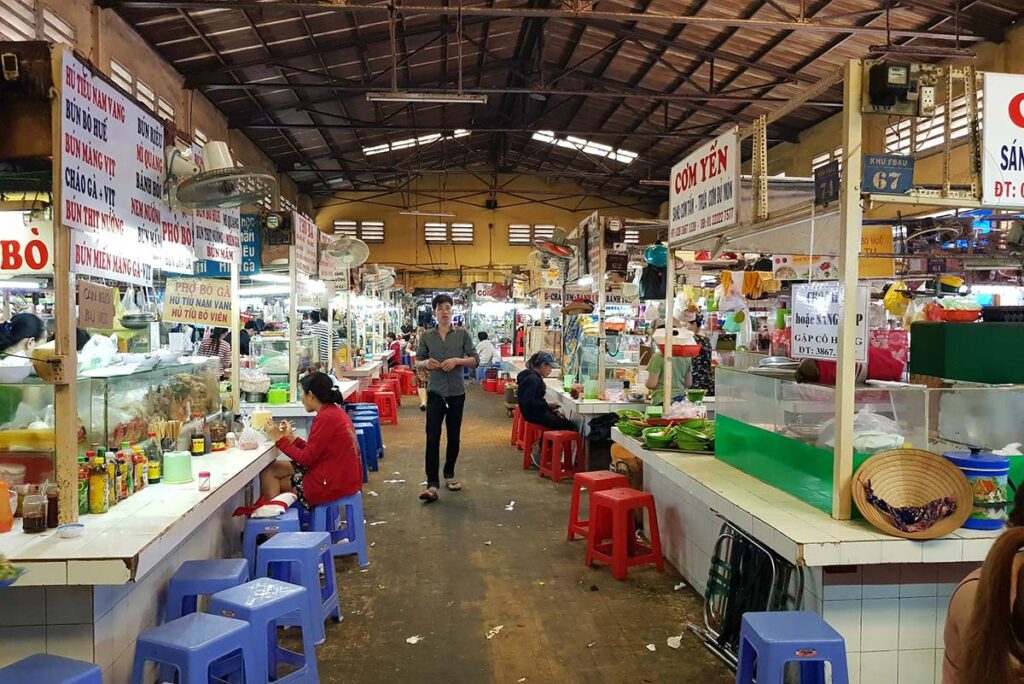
[[416, 294, 479, 503]]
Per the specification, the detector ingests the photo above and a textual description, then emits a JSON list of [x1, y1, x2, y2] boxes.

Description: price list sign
[[193, 208, 242, 264], [791, 282, 869, 363], [669, 127, 740, 244], [60, 50, 164, 265]]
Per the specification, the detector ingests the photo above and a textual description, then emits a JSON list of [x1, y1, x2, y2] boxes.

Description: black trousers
[[424, 391, 466, 488], [528, 410, 577, 433]]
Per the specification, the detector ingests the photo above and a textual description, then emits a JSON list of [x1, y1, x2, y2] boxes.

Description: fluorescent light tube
[[367, 92, 488, 105]]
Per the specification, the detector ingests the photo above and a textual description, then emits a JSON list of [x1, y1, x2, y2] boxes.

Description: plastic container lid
[[198, 471, 210, 477], [943, 449, 1010, 471]]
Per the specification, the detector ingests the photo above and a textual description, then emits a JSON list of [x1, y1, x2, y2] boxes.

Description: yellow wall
[[315, 175, 658, 289]]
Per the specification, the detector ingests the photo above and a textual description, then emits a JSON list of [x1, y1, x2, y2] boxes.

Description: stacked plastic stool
[[736, 611, 850, 684], [304, 492, 369, 567], [351, 415, 382, 461], [0, 654, 101, 683], [538, 430, 584, 483], [208, 577, 321, 684], [352, 421, 380, 472], [355, 428, 370, 483], [130, 612, 259, 684], [372, 391, 399, 425], [256, 531, 341, 645], [585, 487, 664, 581], [243, 507, 301, 579], [165, 558, 249, 622], [567, 471, 629, 541]]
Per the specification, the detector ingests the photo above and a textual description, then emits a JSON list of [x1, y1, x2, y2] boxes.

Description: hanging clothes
[[639, 264, 667, 300]]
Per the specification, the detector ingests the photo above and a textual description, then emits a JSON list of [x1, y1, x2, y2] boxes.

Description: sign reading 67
[[863, 154, 915, 195]]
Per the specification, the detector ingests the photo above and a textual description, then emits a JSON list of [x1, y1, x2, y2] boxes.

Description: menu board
[[293, 212, 318, 276], [241, 213, 261, 276], [669, 127, 740, 244], [193, 208, 242, 264], [162, 277, 233, 326], [60, 50, 164, 265], [71, 229, 153, 286], [318, 230, 337, 281], [161, 209, 195, 275]]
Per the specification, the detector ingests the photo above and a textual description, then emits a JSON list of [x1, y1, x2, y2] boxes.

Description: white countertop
[[612, 429, 999, 567], [239, 380, 359, 416], [547, 383, 648, 416], [339, 360, 383, 378], [0, 442, 280, 586]]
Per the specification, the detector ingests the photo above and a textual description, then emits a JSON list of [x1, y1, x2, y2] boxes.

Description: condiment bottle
[[88, 456, 109, 514], [45, 484, 58, 529], [191, 413, 206, 456], [100, 447, 116, 507], [0, 481, 12, 533], [119, 442, 132, 497], [78, 455, 90, 516], [198, 471, 211, 492], [132, 445, 147, 490]]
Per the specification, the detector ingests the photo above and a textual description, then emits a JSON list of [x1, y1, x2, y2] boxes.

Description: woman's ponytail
[[961, 526, 1024, 684], [299, 371, 344, 405]]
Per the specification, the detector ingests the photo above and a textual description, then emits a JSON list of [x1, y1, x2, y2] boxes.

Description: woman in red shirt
[[260, 372, 362, 508]]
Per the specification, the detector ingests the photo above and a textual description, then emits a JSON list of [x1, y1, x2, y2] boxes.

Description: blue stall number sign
[[863, 154, 915, 195], [193, 259, 231, 278], [813, 159, 841, 206], [241, 214, 261, 276]]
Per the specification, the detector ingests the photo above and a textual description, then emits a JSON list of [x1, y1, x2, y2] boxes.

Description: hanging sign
[[241, 213, 261, 276], [295, 274, 325, 309], [71, 229, 153, 286], [473, 282, 509, 301], [982, 72, 1024, 208], [193, 259, 230, 278], [318, 230, 337, 281], [293, 212, 318, 276], [791, 282, 869, 363], [0, 214, 53, 275], [60, 51, 164, 261], [859, 225, 895, 278], [162, 277, 233, 326], [669, 127, 739, 244], [863, 154, 914, 195], [814, 160, 841, 206], [77, 281, 115, 329], [160, 209, 194, 275], [772, 255, 839, 280], [193, 208, 241, 264]]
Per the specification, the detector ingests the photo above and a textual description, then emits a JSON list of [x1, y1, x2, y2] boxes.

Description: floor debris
[[674, 582, 687, 591], [646, 644, 657, 652], [504, 500, 516, 511], [405, 635, 424, 644], [667, 635, 683, 650], [485, 625, 504, 639]]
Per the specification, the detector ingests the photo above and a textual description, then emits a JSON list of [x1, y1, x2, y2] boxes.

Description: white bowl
[[56, 523, 84, 538], [0, 364, 32, 383]]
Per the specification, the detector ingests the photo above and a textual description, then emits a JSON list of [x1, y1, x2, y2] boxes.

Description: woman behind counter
[[644, 324, 692, 405], [259, 372, 362, 509]]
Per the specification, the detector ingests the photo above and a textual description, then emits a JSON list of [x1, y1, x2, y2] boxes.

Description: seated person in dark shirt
[[516, 351, 577, 468]]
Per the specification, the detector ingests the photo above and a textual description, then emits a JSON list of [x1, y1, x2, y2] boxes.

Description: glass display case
[[576, 333, 643, 385], [714, 367, 1024, 513], [248, 334, 318, 380]]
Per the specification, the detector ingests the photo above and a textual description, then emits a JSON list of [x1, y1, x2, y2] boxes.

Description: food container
[[266, 388, 289, 405], [943, 449, 1010, 530], [642, 426, 674, 449], [21, 493, 47, 533], [583, 380, 600, 400], [242, 391, 268, 403], [941, 309, 982, 323]]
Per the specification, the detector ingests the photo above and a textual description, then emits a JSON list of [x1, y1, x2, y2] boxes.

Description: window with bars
[[884, 91, 983, 155], [109, 59, 133, 93], [1, 1, 74, 45], [508, 224, 557, 246], [134, 80, 155, 112], [157, 97, 175, 123], [425, 222, 474, 245], [332, 220, 385, 243], [811, 146, 843, 172], [40, 6, 72, 45]]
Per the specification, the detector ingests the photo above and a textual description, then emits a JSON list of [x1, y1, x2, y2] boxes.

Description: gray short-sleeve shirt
[[416, 327, 479, 397]]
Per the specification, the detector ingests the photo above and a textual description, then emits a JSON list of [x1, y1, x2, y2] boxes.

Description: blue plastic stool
[[256, 531, 341, 645], [736, 611, 850, 684], [208, 578, 320, 684], [165, 558, 249, 622], [130, 612, 259, 684], [243, 507, 301, 580], [349, 411, 384, 458], [355, 429, 369, 483], [344, 403, 377, 413], [304, 492, 369, 567], [352, 421, 380, 472], [0, 654, 101, 683]]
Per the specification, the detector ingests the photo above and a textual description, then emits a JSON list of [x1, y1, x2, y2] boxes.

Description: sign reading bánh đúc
[[791, 282, 869, 363], [193, 208, 242, 264], [669, 127, 740, 244], [162, 277, 233, 326], [982, 72, 1024, 208], [60, 50, 165, 264], [78, 281, 115, 329]]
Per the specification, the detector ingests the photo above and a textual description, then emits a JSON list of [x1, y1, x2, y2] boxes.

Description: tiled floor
[[309, 384, 734, 684]]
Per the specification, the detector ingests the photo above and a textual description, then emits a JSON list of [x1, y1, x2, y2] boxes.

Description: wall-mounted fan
[[533, 227, 578, 259], [165, 141, 278, 209], [526, 250, 553, 270], [324, 236, 370, 270], [363, 265, 396, 291]]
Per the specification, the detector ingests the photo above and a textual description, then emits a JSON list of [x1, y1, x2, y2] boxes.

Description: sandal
[[445, 479, 463, 491], [419, 486, 439, 503]]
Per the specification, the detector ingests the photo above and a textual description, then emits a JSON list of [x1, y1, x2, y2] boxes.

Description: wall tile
[[823, 599, 862, 652], [861, 598, 900, 652], [899, 597, 938, 650], [897, 648, 936, 684], [840, 541, 882, 565], [920, 540, 962, 563], [46, 585, 93, 624], [862, 565, 901, 600], [860, 651, 898, 683], [0, 626, 46, 668], [934, 596, 949, 649], [824, 566, 863, 601], [0, 586, 46, 626], [880, 540, 923, 564], [46, 623, 94, 662]]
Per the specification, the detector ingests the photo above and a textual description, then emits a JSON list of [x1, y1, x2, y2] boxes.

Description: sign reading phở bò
[[162, 277, 233, 326], [0, 214, 53, 275], [193, 208, 241, 264], [982, 72, 1024, 208], [160, 209, 194, 275], [791, 282, 869, 363], [60, 51, 165, 264], [669, 127, 739, 244]]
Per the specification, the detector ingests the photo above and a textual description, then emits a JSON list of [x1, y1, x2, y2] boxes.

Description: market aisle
[[314, 385, 734, 684]]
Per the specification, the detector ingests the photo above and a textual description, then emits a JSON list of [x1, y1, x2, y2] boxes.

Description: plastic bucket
[[944, 451, 1011, 530]]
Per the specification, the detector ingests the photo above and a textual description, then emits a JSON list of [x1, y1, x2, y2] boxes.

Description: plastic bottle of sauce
[[99, 447, 116, 507], [88, 456, 109, 514], [0, 481, 12, 533], [78, 455, 90, 515], [45, 484, 58, 529], [132, 445, 147, 490], [121, 442, 134, 495], [191, 413, 206, 455]]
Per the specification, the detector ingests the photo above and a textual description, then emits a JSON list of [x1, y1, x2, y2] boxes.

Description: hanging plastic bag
[[817, 407, 905, 454]]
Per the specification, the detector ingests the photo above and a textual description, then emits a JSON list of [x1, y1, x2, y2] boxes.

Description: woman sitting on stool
[[516, 351, 577, 468]]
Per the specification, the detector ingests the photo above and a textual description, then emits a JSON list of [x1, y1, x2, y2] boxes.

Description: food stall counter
[[339, 359, 383, 379], [240, 380, 359, 437]]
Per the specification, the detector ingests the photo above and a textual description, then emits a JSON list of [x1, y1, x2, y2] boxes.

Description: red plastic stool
[[482, 379, 497, 392], [373, 391, 399, 425], [510, 406, 524, 447], [520, 422, 547, 469], [538, 430, 583, 483], [567, 471, 628, 541], [585, 487, 664, 581], [379, 378, 401, 406], [393, 369, 416, 395]]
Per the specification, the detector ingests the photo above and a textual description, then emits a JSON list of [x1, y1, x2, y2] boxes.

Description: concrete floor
[[312, 384, 735, 684]]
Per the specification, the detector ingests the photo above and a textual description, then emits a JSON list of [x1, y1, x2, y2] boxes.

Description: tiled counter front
[[615, 432, 997, 684]]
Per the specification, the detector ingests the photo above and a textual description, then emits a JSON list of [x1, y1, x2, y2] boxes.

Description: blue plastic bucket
[[944, 450, 1011, 530]]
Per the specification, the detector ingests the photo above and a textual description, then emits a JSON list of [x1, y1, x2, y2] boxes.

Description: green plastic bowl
[[642, 426, 674, 449], [617, 421, 644, 437]]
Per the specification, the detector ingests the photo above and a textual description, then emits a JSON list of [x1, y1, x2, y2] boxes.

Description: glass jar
[[46, 484, 59, 528], [22, 493, 47, 533], [197, 471, 211, 492]]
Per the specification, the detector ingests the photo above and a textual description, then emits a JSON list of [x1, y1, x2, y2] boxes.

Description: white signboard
[[318, 231, 337, 281], [0, 214, 53, 276], [293, 212, 318, 276], [193, 208, 241, 264], [160, 209, 195, 275], [982, 72, 1024, 208], [669, 127, 740, 244], [60, 51, 164, 263], [791, 282, 869, 363], [72, 229, 153, 286]]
